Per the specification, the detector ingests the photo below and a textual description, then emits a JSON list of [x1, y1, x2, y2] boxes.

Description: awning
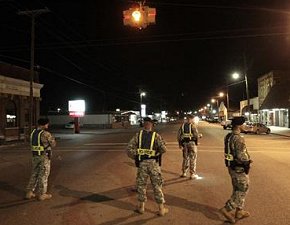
[[260, 83, 290, 110]]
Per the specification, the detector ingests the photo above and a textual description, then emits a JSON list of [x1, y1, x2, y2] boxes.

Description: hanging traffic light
[[123, 4, 156, 29]]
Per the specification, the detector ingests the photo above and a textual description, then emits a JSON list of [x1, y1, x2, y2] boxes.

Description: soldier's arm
[[126, 133, 138, 159], [192, 125, 199, 140], [42, 131, 56, 148], [156, 133, 167, 154], [177, 126, 182, 143], [234, 136, 250, 164]]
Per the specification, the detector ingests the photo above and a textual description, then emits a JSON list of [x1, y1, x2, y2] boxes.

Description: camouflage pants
[[136, 159, 165, 204], [225, 168, 249, 211], [182, 142, 197, 175], [26, 155, 51, 195]]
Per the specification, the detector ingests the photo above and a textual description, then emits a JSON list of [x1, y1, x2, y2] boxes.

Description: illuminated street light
[[219, 92, 224, 97], [123, 4, 156, 29], [132, 10, 141, 21], [229, 72, 250, 119], [232, 72, 240, 80]]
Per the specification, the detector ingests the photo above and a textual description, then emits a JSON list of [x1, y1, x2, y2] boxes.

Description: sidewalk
[[268, 126, 290, 137]]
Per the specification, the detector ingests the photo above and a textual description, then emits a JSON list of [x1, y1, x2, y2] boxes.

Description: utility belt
[[225, 156, 251, 174], [32, 151, 45, 156], [135, 148, 161, 167], [180, 137, 197, 145], [31, 147, 51, 158]]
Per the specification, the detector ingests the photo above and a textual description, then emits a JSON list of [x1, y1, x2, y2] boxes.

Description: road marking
[[85, 142, 127, 146]]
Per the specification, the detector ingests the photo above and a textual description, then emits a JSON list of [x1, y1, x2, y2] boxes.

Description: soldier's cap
[[231, 116, 246, 126], [187, 114, 194, 119], [143, 117, 154, 123], [38, 118, 49, 126]]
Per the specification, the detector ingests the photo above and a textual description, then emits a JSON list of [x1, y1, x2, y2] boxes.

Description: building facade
[[258, 70, 290, 128], [0, 63, 43, 142]]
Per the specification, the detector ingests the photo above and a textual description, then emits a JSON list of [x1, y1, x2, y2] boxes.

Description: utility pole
[[243, 53, 250, 121], [18, 8, 50, 136]]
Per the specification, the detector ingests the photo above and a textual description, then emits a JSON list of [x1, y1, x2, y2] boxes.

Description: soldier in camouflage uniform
[[220, 116, 252, 223], [177, 114, 200, 179], [127, 117, 168, 216], [25, 118, 56, 201]]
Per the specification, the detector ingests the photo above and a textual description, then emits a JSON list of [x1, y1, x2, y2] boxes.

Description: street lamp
[[231, 72, 250, 119]]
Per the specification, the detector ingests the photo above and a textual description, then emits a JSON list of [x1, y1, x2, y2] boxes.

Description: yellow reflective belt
[[137, 148, 156, 157]]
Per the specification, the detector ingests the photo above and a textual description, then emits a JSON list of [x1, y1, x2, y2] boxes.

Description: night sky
[[1, 0, 290, 114]]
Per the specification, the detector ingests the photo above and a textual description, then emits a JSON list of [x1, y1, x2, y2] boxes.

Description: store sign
[[69, 111, 85, 117], [68, 100, 85, 117]]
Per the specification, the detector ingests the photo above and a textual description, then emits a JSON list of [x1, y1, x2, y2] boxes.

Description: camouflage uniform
[[127, 130, 167, 204], [26, 129, 56, 195], [224, 129, 251, 211], [177, 122, 199, 176]]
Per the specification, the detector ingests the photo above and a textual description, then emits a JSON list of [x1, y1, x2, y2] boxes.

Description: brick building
[[0, 63, 43, 142]]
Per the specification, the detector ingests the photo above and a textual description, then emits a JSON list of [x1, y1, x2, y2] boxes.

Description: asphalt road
[[0, 121, 289, 225]]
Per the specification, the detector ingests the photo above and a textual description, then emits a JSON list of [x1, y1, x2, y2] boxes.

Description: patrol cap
[[187, 114, 194, 119], [143, 117, 154, 123], [38, 118, 49, 126], [231, 116, 246, 126]]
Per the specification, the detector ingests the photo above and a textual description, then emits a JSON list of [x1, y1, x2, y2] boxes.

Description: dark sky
[[1, 0, 290, 114]]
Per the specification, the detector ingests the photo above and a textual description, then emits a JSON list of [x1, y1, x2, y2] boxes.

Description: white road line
[[50, 148, 290, 153], [60, 143, 290, 150]]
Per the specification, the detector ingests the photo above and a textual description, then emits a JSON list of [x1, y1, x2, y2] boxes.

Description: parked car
[[64, 121, 75, 129], [221, 120, 232, 129], [242, 122, 271, 134]]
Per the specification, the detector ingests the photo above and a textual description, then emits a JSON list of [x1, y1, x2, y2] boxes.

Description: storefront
[[259, 83, 290, 128]]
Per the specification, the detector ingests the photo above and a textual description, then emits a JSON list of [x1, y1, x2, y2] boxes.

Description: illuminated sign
[[69, 111, 85, 117], [141, 104, 146, 117], [68, 100, 85, 117], [69, 100, 85, 112]]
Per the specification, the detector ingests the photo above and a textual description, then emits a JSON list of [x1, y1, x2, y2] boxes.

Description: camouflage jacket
[[228, 130, 250, 164], [127, 130, 167, 160], [40, 130, 56, 150]]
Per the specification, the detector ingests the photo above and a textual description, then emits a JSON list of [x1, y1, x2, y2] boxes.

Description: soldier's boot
[[25, 191, 36, 199], [38, 193, 52, 201], [220, 207, 236, 223], [158, 203, 169, 216], [180, 172, 186, 177], [137, 202, 145, 214], [190, 174, 198, 180], [236, 209, 250, 219]]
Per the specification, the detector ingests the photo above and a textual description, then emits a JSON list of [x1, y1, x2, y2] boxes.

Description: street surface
[[0, 121, 290, 225]]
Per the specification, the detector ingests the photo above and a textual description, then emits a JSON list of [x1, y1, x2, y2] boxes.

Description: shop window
[[6, 100, 17, 127]]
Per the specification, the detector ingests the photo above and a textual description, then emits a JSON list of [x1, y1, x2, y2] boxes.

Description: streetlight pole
[[226, 86, 230, 112], [245, 73, 250, 117], [231, 71, 250, 120], [18, 8, 50, 135], [243, 54, 251, 121]]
